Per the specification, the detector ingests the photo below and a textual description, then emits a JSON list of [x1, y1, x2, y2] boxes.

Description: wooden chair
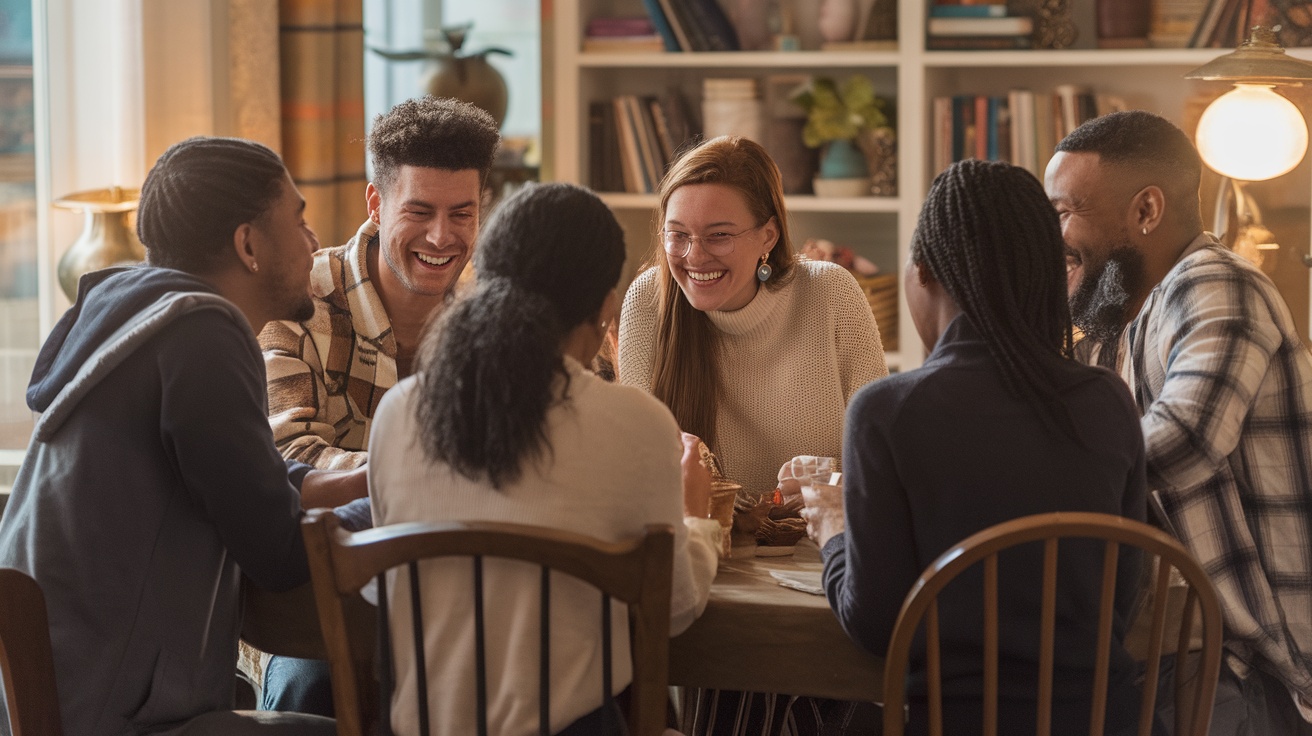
[[882, 511, 1223, 736], [300, 508, 675, 736], [0, 568, 63, 736]]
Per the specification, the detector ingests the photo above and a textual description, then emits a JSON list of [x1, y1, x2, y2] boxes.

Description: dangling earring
[[756, 253, 773, 282]]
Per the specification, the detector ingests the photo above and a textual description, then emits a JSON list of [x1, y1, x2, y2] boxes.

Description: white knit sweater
[[619, 259, 888, 495], [368, 357, 720, 736]]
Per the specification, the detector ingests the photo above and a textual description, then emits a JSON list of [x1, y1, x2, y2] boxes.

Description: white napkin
[[769, 569, 825, 596]]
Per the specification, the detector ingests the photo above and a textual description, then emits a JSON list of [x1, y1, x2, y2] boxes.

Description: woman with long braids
[[618, 136, 887, 734], [367, 182, 720, 736], [803, 160, 1150, 735]]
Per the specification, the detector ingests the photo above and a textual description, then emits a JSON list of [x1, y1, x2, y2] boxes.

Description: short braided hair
[[368, 96, 501, 194], [913, 159, 1078, 431], [137, 136, 287, 274]]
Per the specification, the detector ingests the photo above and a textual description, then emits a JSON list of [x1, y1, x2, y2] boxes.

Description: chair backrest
[[0, 568, 63, 736], [881, 511, 1223, 736], [301, 508, 675, 736]]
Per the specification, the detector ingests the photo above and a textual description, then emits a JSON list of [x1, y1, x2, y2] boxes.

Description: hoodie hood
[[27, 266, 249, 439]]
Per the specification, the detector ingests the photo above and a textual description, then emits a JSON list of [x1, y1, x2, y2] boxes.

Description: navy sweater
[[822, 316, 1148, 735]]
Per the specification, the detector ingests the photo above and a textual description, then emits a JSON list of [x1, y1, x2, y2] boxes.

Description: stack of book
[[582, 17, 665, 53], [638, 0, 740, 52], [931, 85, 1129, 179], [588, 90, 699, 194], [1189, 0, 1266, 48], [926, 2, 1034, 50]]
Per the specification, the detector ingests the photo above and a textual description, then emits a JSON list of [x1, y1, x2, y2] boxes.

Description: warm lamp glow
[[1195, 84, 1308, 181]]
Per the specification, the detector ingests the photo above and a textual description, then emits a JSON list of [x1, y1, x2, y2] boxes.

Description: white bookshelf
[[543, 0, 1263, 370]]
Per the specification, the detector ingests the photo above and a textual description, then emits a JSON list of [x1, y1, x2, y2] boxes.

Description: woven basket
[[853, 273, 899, 353]]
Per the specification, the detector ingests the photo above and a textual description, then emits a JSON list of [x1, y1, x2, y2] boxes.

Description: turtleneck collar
[[704, 281, 787, 336]]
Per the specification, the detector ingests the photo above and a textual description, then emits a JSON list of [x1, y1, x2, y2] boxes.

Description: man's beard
[[287, 294, 315, 323], [1069, 244, 1144, 345]]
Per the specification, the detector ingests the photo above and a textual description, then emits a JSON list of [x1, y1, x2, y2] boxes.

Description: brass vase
[[53, 186, 145, 301]]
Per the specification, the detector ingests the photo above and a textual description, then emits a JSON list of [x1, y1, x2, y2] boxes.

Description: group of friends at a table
[[0, 94, 1308, 736]]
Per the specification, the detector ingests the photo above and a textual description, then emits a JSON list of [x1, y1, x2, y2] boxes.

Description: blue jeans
[[260, 656, 334, 718]]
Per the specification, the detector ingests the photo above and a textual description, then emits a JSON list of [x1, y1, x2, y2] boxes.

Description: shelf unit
[[543, 0, 1292, 371]]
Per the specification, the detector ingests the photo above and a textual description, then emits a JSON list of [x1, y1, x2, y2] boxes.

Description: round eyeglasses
[[660, 223, 765, 258]]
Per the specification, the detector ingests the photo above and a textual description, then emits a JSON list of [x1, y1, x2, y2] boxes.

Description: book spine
[[613, 97, 643, 193], [640, 0, 682, 51], [656, 0, 693, 51], [675, 0, 741, 51], [929, 4, 1008, 17], [974, 95, 989, 160]]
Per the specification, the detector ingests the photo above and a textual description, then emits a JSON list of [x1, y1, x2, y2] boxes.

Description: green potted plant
[[792, 75, 895, 197]]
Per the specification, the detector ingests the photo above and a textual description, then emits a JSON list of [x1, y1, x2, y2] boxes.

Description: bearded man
[[1046, 109, 1312, 735]]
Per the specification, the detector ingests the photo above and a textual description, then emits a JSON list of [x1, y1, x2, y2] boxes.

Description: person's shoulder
[[1170, 243, 1266, 289], [376, 374, 420, 418], [590, 372, 678, 423], [795, 258, 858, 287], [847, 367, 928, 425], [624, 266, 661, 302]]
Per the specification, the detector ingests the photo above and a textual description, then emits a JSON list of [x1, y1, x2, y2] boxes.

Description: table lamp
[[1185, 26, 1312, 269]]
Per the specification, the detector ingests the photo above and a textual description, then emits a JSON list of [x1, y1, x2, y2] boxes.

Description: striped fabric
[[259, 220, 395, 470], [279, 0, 367, 246], [1110, 233, 1312, 710]]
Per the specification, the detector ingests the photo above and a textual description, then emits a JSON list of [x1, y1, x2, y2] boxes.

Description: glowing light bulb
[[1196, 84, 1309, 181]]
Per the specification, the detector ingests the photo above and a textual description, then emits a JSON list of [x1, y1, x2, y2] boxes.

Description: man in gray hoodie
[[0, 136, 366, 735]]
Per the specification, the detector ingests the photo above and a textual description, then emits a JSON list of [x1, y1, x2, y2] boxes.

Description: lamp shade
[[1195, 84, 1308, 181]]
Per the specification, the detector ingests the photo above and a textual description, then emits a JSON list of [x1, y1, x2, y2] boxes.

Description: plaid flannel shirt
[[258, 220, 396, 470], [1105, 233, 1312, 708]]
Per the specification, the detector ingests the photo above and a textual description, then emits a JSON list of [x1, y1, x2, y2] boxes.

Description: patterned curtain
[[279, 0, 367, 248]]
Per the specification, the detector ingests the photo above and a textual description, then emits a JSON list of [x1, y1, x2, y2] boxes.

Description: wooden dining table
[[241, 539, 885, 702]]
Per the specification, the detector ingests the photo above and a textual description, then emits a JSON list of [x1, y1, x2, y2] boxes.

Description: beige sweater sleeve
[[618, 267, 661, 391]]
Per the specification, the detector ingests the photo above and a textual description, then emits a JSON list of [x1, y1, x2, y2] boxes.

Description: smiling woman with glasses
[[616, 135, 889, 736]]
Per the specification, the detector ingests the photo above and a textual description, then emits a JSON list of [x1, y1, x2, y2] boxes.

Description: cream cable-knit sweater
[[619, 259, 888, 495], [369, 357, 720, 736]]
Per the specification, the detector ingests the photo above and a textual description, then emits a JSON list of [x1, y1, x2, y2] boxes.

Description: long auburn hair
[[912, 159, 1081, 435], [647, 136, 796, 450]]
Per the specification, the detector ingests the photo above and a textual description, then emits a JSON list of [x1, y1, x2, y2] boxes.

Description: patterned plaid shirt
[[258, 221, 396, 470], [1092, 233, 1312, 707]]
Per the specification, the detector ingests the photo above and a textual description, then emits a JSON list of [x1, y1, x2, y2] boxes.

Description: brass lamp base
[[52, 186, 145, 301]]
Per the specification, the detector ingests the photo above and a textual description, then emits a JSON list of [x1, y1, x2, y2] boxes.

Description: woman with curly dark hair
[[367, 182, 720, 736]]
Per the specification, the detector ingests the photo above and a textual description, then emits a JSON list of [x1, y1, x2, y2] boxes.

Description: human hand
[[300, 464, 369, 509], [680, 432, 713, 519], [800, 478, 845, 548]]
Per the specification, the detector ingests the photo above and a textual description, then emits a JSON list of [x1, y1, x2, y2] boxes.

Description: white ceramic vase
[[818, 0, 857, 43]]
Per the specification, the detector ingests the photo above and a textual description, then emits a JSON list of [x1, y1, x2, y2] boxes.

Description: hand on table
[[300, 464, 369, 510], [800, 478, 845, 549], [680, 432, 713, 519]]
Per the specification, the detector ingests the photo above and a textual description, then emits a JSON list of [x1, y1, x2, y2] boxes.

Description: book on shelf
[[927, 16, 1035, 36], [926, 35, 1033, 49], [582, 36, 666, 53], [668, 0, 740, 51], [640, 0, 683, 51], [594, 93, 693, 193], [932, 86, 1129, 180], [929, 4, 1008, 17], [588, 101, 621, 193], [586, 17, 657, 36]]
